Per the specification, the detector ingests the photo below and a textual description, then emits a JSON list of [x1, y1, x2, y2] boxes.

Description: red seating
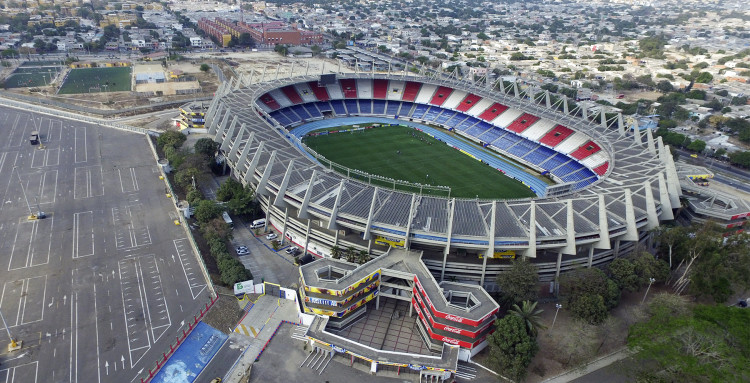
[[373, 79, 388, 99], [570, 141, 602, 160], [402, 81, 422, 101], [281, 85, 303, 104], [259, 93, 280, 110], [307, 81, 329, 101], [477, 103, 509, 121], [593, 162, 609, 176], [339, 79, 357, 98], [539, 125, 574, 147], [429, 86, 453, 106], [456, 94, 481, 112], [505, 113, 540, 133]]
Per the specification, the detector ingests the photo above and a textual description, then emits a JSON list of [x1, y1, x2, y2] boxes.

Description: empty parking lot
[[0, 106, 211, 383]]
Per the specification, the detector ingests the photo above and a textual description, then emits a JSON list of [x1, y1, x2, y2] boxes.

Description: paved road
[[0, 107, 211, 383]]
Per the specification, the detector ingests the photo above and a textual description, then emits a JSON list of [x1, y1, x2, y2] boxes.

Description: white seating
[[387, 80, 405, 100], [414, 84, 437, 104], [580, 151, 609, 168], [294, 83, 318, 103], [466, 99, 494, 117], [442, 90, 467, 110], [268, 88, 292, 108], [521, 119, 555, 141], [493, 108, 523, 126], [356, 79, 373, 99], [326, 82, 344, 99], [556, 132, 589, 154]]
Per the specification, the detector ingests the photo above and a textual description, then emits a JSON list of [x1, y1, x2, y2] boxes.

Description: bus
[[222, 211, 233, 229]]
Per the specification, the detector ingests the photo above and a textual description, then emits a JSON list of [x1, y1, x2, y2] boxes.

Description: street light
[[641, 278, 656, 305], [0, 307, 21, 351], [549, 303, 562, 335]]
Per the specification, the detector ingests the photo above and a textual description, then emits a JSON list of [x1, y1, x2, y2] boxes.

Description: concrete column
[[645, 127, 657, 154], [614, 239, 621, 257], [367, 238, 373, 254], [303, 219, 312, 256], [658, 172, 674, 220], [617, 113, 625, 136], [281, 207, 289, 246], [587, 246, 594, 268], [622, 189, 639, 241], [362, 188, 379, 240], [561, 199, 576, 255], [633, 123, 643, 146], [664, 146, 682, 207], [563, 96, 569, 115], [600, 108, 607, 129], [236, 131, 255, 173], [228, 125, 246, 163], [376, 295, 380, 310], [213, 109, 231, 143], [326, 180, 345, 230], [244, 141, 265, 184], [274, 159, 295, 207], [219, 116, 239, 151], [513, 82, 520, 98], [555, 252, 562, 278], [255, 150, 277, 196], [403, 194, 417, 249], [480, 202, 497, 287], [643, 180, 659, 230], [298, 170, 317, 219], [441, 199, 456, 281], [595, 194, 611, 250], [545, 90, 551, 108], [525, 201, 537, 258]]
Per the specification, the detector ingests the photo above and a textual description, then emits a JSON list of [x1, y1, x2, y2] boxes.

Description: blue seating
[[466, 121, 492, 137], [552, 161, 585, 178], [330, 100, 346, 115], [523, 145, 557, 165], [507, 140, 539, 158], [269, 110, 292, 126], [456, 117, 480, 131], [386, 101, 400, 116], [411, 104, 429, 119], [399, 102, 415, 117], [344, 99, 359, 114], [281, 108, 302, 123], [303, 103, 322, 118], [539, 153, 569, 170], [491, 134, 521, 150], [435, 111, 456, 125], [316, 101, 332, 112], [444, 114, 466, 129], [292, 105, 311, 120], [478, 128, 505, 143], [358, 99, 372, 114], [373, 100, 386, 114], [422, 106, 441, 121]]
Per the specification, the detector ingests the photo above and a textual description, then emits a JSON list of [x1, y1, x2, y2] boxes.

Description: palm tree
[[510, 300, 546, 337], [357, 250, 369, 264], [345, 246, 357, 263], [331, 245, 342, 259]]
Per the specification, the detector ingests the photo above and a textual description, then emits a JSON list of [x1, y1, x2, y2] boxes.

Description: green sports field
[[303, 125, 537, 199], [58, 67, 132, 94]]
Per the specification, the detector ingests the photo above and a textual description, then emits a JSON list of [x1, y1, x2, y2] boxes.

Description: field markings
[[73, 166, 104, 199], [139, 255, 171, 342], [118, 167, 139, 194], [173, 239, 207, 299], [74, 126, 87, 164], [0, 361, 39, 383], [0, 275, 47, 329], [112, 204, 152, 250], [72, 211, 95, 259]]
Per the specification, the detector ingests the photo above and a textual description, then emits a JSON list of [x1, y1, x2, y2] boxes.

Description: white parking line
[[173, 239, 206, 299]]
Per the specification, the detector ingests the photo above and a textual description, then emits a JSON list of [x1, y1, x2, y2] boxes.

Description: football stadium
[[204, 68, 750, 377]]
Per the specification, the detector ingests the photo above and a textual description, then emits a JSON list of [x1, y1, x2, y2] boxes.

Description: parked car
[[266, 233, 277, 240], [236, 245, 249, 256], [285, 246, 300, 255]]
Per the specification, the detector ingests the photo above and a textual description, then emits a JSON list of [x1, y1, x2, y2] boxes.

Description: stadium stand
[[344, 99, 359, 114], [505, 113, 541, 134], [435, 110, 457, 125], [539, 125, 574, 147], [281, 85, 304, 105], [520, 119, 555, 141], [580, 151, 609, 168], [259, 93, 281, 110], [308, 81, 330, 101], [593, 162, 609, 176], [330, 100, 347, 115], [477, 103, 509, 121], [430, 86, 454, 106], [326, 82, 345, 99], [294, 82, 318, 103], [489, 132, 521, 150], [373, 79, 388, 99], [507, 139, 540, 158], [442, 89, 467, 109], [422, 106, 442, 121], [523, 145, 558, 165], [570, 141, 602, 160], [466, 98, 494, 117], [402, 81, 421, 101], [456, 117, 481, 132], [385, 100, 401, 116], [539, 153, 570, 170], [303, 103, 322, 118], [492, 108, 523, 127], [398, 102, 414, 117], [269, 110, 291, 126], [387, 80, 405, 100], [411, 104, 429, 119], [372, 100, 386, 115], [340, 79, 358, 98], [415, 83, 438, 104], [456, 94, 482, 112], [358, 99, 372, 114], [291, 104, 311, 120], [444, 114, 468, 129], [554, 132, 589, 154], [316, 101, 333, 112], [356, 79, 373, 99], [269, 88, 293, 108]]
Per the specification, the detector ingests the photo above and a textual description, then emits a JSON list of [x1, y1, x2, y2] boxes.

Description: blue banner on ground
[[151, 322, 228, 383]]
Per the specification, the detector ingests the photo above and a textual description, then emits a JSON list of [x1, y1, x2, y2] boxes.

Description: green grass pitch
[[58, 67, 132, 94], [303, 125, 537, 199]]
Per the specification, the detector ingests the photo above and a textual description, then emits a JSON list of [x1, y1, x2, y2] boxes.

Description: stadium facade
[[206, 70, 688, 286]]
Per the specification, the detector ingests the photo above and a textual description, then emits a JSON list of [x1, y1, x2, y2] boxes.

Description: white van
[[250, 218, 266, 229]]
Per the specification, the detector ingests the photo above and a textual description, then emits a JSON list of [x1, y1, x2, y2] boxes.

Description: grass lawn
[[303, 125, 537, 199], [58, 67, 132, 94], [3, 72, 55, 88]]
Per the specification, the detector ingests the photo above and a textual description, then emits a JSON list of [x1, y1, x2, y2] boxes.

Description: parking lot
[[0, 107, 211, 383]]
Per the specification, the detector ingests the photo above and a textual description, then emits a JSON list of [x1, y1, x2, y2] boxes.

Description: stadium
[[206, 69, 683, 287], [204, 68, 750, 376]]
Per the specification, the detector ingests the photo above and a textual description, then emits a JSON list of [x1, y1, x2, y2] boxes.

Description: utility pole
[[0, 306, 21, 351]]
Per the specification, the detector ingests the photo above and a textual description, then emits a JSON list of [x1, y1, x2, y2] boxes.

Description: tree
[[560, 267, 620, 324], [331, 245, 342, 259], [496, 257, 539, 306], [193, 199, 222, 223], [238, 32, 255, 48], [608, 258, 639, 292], [194, 137, 219, 157], [569, 294, 608, 325], [488, 315, 538, 382], [157, 130, 187, 149], [509, 301, 546, 337], [200, 63, 210, 72], [687, 139, 706, 152], [694, 72, 713, 84], [654, 226, 686, 268]]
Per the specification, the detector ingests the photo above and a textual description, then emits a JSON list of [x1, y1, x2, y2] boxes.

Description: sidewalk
[[541, 348, 633, 383], [225, 294, 300, 383]]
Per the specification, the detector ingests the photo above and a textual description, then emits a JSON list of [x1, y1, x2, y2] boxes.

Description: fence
[[139, 295, 219, 383], [255, 320, 301, 362]]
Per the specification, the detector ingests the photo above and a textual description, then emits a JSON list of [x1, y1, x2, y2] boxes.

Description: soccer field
[[58, 67, 132, 94], [303, 125, 537, 199]]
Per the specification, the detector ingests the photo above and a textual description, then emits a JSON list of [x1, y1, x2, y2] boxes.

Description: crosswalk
[[455, 364, 477, 381], [291, 325, 308, 341]]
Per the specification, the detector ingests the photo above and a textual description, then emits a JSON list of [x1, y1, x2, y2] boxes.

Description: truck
[[30, 131, 40, 145]]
